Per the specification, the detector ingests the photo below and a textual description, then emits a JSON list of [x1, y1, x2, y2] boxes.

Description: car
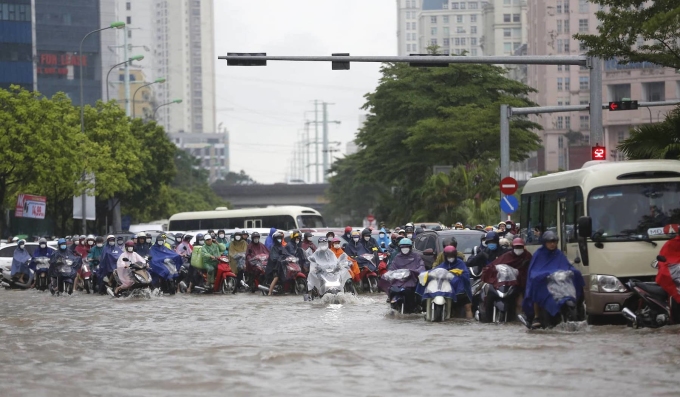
[[412, 229, 485, 269], [0, 241, 58, 271]]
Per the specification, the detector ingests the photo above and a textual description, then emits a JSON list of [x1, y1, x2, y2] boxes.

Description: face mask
[[96, 243, 103, 248], [379, 233, 385, 238], [88, 241, 94, 246], [218, 234, 225, 239], [364, 236, 370, 241], [235, 235, 241, 241], [352, 237, 359, 242], [108, 241, 115, 246], [145, 239, 151, 244], [276, 238, 282, 244], [40, 243, 46, 249], [400, 247, 410, 255], [514, 248, 524, 256], [60, 245, 67, 250], [406, 233, 413, 239], [157, 240, 164, 246], [74, 241, 80, 246], [117, 240, 124, 245], [253, 238, 260, 244], [333, 243, 341, 249], [19, 244, 25, 249], [446, 257, 455, 263], [197, 240, 204, 245], [176, 238, 182, 243], [126, 247, 134, 253], [292, 239, 299, 244], [318, 243, 328, 250], [487, 243, 498, 250]]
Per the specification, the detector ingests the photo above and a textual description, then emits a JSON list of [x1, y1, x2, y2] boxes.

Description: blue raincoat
[[11, 246, 32, 277], [264, 227, 277, 250], [376, 228, 390, 252], [522, 245, 584, 318], [31, 245, 55, 270], [434, 258, 472, 300], [96, 244, 123, 289], [149, 244, 182, 280]]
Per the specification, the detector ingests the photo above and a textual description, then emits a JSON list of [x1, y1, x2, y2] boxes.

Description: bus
[[167, 206, 326, 231], [519, 160, 680, 322]]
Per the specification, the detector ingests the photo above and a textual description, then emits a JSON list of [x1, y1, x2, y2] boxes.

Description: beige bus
[[520, 160, 680, 323]]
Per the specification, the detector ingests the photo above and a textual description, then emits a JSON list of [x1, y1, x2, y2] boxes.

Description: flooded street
[[1, 289, 679, 397]]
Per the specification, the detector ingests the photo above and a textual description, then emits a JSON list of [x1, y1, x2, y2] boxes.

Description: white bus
[[520, 160, 680, 322], [168, 206, 326, 231]]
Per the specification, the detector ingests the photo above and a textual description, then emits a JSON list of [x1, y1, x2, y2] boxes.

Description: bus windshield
[[296, 215, 326, 229], [588, 182, 680, 240]]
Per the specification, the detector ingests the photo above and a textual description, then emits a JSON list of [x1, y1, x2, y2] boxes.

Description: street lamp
[[78, 21, 124, 235], [105, 55, 144, 102], [153, 99, 182, 120], [132, 77, 166, 118]]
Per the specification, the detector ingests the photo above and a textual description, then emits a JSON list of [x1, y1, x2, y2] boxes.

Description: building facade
[[116, 68, 156, 119], [527, 0, 680, 172], [0, 0, 34, 91], [167, 131, 229, 184], [481, 0, 527, 56], [115, 0, 154, 81]]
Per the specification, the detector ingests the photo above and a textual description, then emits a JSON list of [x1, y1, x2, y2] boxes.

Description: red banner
[[15, 194, 47, 219]]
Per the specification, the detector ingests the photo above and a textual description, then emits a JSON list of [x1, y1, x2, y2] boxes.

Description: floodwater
[[0, 289, 679, 397]]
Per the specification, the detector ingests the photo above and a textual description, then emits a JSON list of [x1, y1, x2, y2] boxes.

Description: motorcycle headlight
[[134, 273, 145, 282], [590, 274, 627, 293]]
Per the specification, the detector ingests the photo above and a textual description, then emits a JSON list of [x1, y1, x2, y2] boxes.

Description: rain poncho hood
[[307, 248, 351, 296], [376, 228, 390, 252], [656, 235, 680, 303], [265, 228, 277, 250], [10, 245, 32, 277], [149, 244, 182, 280], [175, 241, 192, 256], [96, 244, 123, 280], [522, 245, 584, 318]]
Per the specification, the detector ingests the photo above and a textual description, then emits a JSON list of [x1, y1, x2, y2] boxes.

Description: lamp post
[[105, 55, 144, 102], [78, 21, 124, 235], [133, 78, 166, 118], [153, 99, 182, 121]]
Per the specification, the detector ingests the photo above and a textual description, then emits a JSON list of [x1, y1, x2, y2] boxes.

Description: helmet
[[195, 233, 204, 240], [331, 237, 341, 243], [344, 226, 352, 233], [542, 231, 559, 242], [404, 225, 414, 233], [79, 234, 86, 240], [398, 238, 412, 247], [207, 229, 215, 235], [273, 231, 284, 240], [251, 232, 260, 238], [125, 241, 135, 248], [350, 230, 360, 238], [136, 232, 145, 239], [454, 222, 463, 229], [183, 234, 193, 242], [475, 224, 483, 230], [304, 232, 313, 239], [95, 236, 104, 243], [499, 238, 510, 248], [397, 229, 406, 236], [318, 237, 328, 244], [290, 230, 301, 240], [241, 230, 249, 236], [485, 231, 499, 243], [145, 232, 152, 238], [57, 238, 66, 245], [175, 233, 184, 240], [71, 235, 79, 242], [512, 237, 525, 247], [361, 228, 371, 237], [484, 226, 494, 232], [498, 222, 506, 227], [443, 245, 457, 257], [156, 235, 164, 242], [446, 236, 458, 248], [106, 234, 115, 241], [326, 231, 335, 238], [405, 222, 414, 229], [217, 229, 225, 234], [39, 237, 47, 244]]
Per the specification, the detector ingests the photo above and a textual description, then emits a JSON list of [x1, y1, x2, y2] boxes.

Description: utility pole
[[305, 121, 311, 183], [321, 102, 341, 183], [314, 100, 319, 183]]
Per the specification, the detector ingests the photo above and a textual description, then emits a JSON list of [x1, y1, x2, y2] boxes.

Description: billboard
[[15, 194, 47, 219]]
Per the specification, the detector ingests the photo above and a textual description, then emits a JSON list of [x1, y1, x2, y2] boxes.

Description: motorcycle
[[418, 267, 456, 322], [215, 255, 238, 294], [111, 258, 153, 297], [307, 253, 353, 301], [468, 263, 484, 315], [51, 258, 78, 296], [177, 257, 191, 293], [357, 253, 379, 293], [622, 255, 680, 328], [258, 256, 307, 295], [75, 259, 94, 294], [381, 268, 421, 315], [245, 254, 268, 293], [150, 257, 179, 295], [377, 252, 388, 277], [477, 264, 520, 323], [33, 257, 51, 291], [519, 270, 583, 329], [0, 261, 34, 290]]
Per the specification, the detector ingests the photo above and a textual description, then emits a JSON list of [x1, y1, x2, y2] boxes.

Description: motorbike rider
[[87, 236, 105, 265], [264, 227, 277, 250], [454, 222, 464, 230], [115, 236, 125, 250], [342, 226, 353, 243], [382, 238, 425, 310], [186, 233, 204, 293], [266, 231, 288, 295], [74, 235, 88, 258], [246, 231, 270, 265], [133, 232, 151, 257], [286, 230, 310, 274], [200, 234, 221, 288], [301, 232, 317, 253], [405, 224, 414, 239], [229, 229, 249, 292], [216, 229, 230, 252], [654, 231, 680, 305], [467, 231, 508, 275], [10, 239, 31, 284], [361, 228, 379, 252], [111, 241, 147, 296], [68, 235, 80, 256], [497, 222, 508, 238], [377, 228, 390, 252], [519, 231, 584, 329], [175, 233, 193, 259], [434, 237, 465, 264], [34, 237, 55, 258], [434, 245, 472, 319], [97, 235, 123, 293], [483, 237, 533, 316], [330, 237, 360, 282], [325, 231, 336, 240], [49, 238, 80, 292], [173, 233, 184, 248]]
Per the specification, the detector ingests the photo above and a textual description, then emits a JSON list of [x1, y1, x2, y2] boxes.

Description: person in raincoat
[[149, 235, 182, 289], [87, 236, 105, 265], [376, 228, 391, 252], [10, 239, 32, 283], [216, 229, 230, 253], [331, 237, 359, 282], [379, 238, 425, 310], [229, 229, 249, 291], [201, 234, 222, 287], [307, 237, 351, 296], [432, 245, 472, 318], [520, 231, 584, 328], [96, 235, 123, 293], [264, 227, 277, 250], [655, 232, 680, 305], [266, 231, 287, 295], [113, 241, 147, 296]]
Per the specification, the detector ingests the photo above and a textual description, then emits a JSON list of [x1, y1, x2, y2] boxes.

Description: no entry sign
[[500, 177, 518, 195]]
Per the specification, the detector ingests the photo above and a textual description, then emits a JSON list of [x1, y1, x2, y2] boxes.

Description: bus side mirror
[[577, 216, 592, 239]]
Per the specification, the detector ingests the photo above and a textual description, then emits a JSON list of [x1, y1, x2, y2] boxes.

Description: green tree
[[574, 0, 680, 69], [215, 170, 258, 186], [617, 106, 680, 159]]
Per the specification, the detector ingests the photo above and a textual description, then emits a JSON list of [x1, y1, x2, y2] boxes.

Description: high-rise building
[[114, 0, 154, 82], [527, 0, 680, 172], [0, 0, 34, 91], [152, 0, 215, 134], [167, 131, 229, 184], [481, 0, 527, 57]]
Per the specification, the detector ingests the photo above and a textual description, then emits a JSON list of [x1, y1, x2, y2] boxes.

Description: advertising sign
[[15, 194, 47, 219]]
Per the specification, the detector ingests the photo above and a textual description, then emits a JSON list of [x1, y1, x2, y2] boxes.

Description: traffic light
[[226, 53, 267, 66], [591, 145, 606, 161], [608, 100, 639, 111]]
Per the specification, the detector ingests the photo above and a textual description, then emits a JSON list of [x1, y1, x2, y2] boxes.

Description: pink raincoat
[[117, 251, 146, 288]]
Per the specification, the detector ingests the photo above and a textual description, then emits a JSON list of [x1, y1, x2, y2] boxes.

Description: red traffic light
[[608, 100, 639, 111], [591, 145, 606, 161], [609, 102, 619, 111]]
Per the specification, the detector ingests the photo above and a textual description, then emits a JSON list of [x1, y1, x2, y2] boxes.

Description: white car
[[0, 241, 59, 272]]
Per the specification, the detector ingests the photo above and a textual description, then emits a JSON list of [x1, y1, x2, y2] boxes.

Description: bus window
[[542, 192, 558, 236], [523, 194, 542, 245], [296, 215, 326, 229]]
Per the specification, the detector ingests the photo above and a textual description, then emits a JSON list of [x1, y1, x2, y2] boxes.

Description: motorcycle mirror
[[573, 257, 581, 264], [651, 260, 659, 269], [657, 255, 667, 262]]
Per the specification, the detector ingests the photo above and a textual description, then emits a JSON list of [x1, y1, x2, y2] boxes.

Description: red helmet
[[443, 245, 457, 257], [124, 241, 135, 248], [344, 226, 352, 233], [512, 238, 525, 247]]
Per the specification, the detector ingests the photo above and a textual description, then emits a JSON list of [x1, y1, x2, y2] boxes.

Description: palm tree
[[618, 107, 680, 160]]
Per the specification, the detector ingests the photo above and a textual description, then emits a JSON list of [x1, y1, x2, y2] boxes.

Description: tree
[[617, 106, 680, 159], [216, 170, 258, 186], [574, 1, 680, 69], [327, 61, 541, 225]]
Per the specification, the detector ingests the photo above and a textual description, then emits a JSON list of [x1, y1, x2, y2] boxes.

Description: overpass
[[212, 184, 330, 211]]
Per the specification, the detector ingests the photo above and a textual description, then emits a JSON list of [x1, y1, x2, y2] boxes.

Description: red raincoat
[[655, 235, 680, 304]]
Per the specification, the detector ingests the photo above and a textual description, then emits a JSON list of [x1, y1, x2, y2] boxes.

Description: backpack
[[191, 246, 204, 269]]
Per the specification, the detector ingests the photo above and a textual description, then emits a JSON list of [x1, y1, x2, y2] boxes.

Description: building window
[[406, 44, 411, 51], [442, 2, 448, 9], [513, 28, 521, 37], [564, 20, 570, 33], [431, 27, 437, 35], [557, 116, 564, 129], [578, 19, 588, 32], [579, 0, 588, 13], [471, 37, 477, 45], [443, 15, 449, 23], [471, 49, 477, 55], [471, 14, 477, 22], [457, 15, 463, 23], [455, 38, 460, 45], [564, 40, 570, 52], [565, 116, 571, 129], [443, 38, 450, 46], [443, 27, 449, 35], [608, 84, 631, 101], [470, 26, 477, 34], [557, 39, 563, 53], [580, 115, 590, 129], [457, 26, 464, 33], [564, 0, 570, 13], [431, 16, 437, 23], [618, 131, 625, 142], [557, 78, 563, 91], [461, 38, 466, 45], [126, 2, 131, 10], [580, 99, 589, 105], [557, 20, 562, 33], [469, 2, 478, 9], [565, 65, 570, 71], [513, 14, 520, 22], [504, 29, 511, 37], [558, 65, 562, 72], [565, 77, 571, 90], [460, 2, 466, 9], [557, 0, 562, 13], [128, 29, 132, 38], [126, 16, 131, 24], [558, 135, 564, 149], [431, 38, 438, 45], [503, 14, 511, 22], [504, 42, 512, 53], [451, 2, 459, 9], [579, 76, 589, 90], [643, 82, 665, 101]]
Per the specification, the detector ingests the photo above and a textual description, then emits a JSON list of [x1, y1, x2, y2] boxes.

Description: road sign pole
[[500, 104, 510, 220]]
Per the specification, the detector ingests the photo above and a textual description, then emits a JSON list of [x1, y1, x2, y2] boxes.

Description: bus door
[[245, 219, 262, 229], [557, 197, 568, 253]]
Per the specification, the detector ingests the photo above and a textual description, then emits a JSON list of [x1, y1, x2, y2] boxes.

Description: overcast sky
[[213, 0, 396, 184]]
